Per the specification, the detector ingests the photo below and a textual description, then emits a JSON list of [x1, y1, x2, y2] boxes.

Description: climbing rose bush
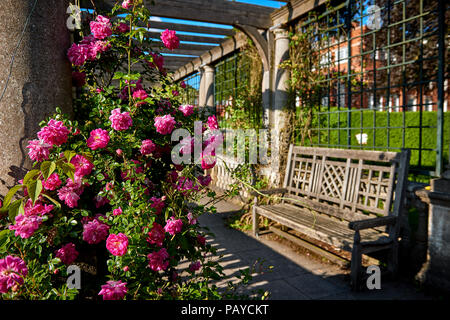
[[0, 1, 241, 300]]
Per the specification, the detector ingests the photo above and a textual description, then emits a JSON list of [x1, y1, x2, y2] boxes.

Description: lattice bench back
[[282, 145, 410, 223]]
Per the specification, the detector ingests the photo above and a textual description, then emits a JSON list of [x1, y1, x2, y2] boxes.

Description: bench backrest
[[282, 145, 410, 223]]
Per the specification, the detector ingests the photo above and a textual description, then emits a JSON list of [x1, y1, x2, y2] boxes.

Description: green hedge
[[302, 109, 450, 170]]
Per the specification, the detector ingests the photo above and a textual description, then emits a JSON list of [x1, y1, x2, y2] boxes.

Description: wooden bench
[[252, 145, 410, 290]]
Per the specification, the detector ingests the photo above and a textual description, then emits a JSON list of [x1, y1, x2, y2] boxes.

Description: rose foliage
[[0, 1, 251, 300]]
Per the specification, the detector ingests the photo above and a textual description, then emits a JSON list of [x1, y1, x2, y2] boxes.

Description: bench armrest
[[348, 216, 397, 231], [250, 188, 288, 197]]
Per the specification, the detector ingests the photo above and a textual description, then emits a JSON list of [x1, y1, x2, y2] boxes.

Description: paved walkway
[[198, 199, 432, 300]]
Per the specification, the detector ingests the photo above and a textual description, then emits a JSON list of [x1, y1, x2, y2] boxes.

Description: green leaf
[[61, 162, 75, 180], [112, 71, 125, 80], [0, 229, 10, 253], [27, 179, 43, 205], [41, 193, 61, 209], [3, 185, 23, 208], [8, 199, 23, 223], [41, 161, 57, 180], [22, 169, 40, 186], [64, 150, 77, 163]]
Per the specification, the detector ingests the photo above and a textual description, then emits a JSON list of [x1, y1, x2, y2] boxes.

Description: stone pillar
[[198, 64, 215, 117], [0, 0, 73, 196], [270, 27, 290, 186], [416, 174, 450, 293]]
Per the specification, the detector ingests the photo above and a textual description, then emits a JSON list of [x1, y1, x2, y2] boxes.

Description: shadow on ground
[[197, 200, 432, 300]]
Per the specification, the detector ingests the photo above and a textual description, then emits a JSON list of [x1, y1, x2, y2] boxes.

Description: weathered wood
[[252, 144, 410, 290], [148, 32, 226, 45], [148, 21, 235, 36], [250, 188, 287, 197], [145, 0, 274, 29]]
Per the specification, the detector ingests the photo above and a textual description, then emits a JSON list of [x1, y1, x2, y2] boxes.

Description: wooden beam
[[173, 31, 248, 81], [148, 21, 235, 36], [150, 41, 216, 52], [158, 48, 202, 56], [271, 0, 327, 26], [143, 0, 273, 29], [148, 32, 226, 45]]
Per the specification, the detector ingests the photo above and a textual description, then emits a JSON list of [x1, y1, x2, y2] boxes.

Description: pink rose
[[43, 173, 62, 191], [207, 115, 219, 130], [82, 219, 110, 244], [150, 196, 165, 215], [180, 81, 186, 89], [87, 128, 110, 150], [109, 108, 133, 131], [55, 243, 79, 265], [140, 139, 156, 155], [117, 22, 130, 33], [189, 261, 201, 272], [67, 43, 89, 66], [198, 174, 211, 187], [154, 114, 176, 135], [148, 52, 164, 70], [26, 139, 51, 162], [147, 222, 165, 247], [147, 248, 169, 271], [121, 0, 132, 9], [178, 104, 194, 117], [70, 155, 94, 178], [37, 119, 70, 146], [90, 15, 112, 40], [0, 256, 28, 294], [160, 29, 179, 50], [201, 150, 216, 170], [132, 89, 148, 100], [164, 216, 183, 236], [113, 207, 123, 216], [99, 280, 127, 300], [106, 233, 129, 256], [9, 214, 43, 239]]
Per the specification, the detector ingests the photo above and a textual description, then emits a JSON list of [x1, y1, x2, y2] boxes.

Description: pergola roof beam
[[147, 32, 226, 45], [147, 21, 235, 37]]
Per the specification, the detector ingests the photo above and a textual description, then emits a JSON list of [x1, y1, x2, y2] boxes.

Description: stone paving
[[198, 199, 433, 300]]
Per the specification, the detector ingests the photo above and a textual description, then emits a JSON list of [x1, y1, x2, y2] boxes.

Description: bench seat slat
[[255, 204, 386, 252]]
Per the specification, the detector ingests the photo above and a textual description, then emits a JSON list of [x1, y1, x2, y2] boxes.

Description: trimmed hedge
[[303, 109, 450, 170]]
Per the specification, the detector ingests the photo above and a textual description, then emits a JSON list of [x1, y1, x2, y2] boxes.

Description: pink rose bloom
[[0, 256, 28, 294], [207, 115, 219, 130], [67, 43, 89, 66], [189, 261, 201, 272], [179, 136, 194, 155], [172, 90, 179, 96], [55, 243, 79, 265], [58, 186, 80, 208], [82, 219, 110, 244], [9, 214, 43, 239], [90, 15, 112, 40], [164, 216, 183, 236], [147, 222, 165, 247], [132, 89, 148, 100], [113, 207, 123, 216], [178, 104, 194, 117], [122, 0, 132, 9], [197, 234, 207, 246], [87, 128, 110, 150], [140, 139, 156, 155], [180, 81, 186, 89], [201, 150, 216, 170], [148, 52, 164, 70], [154, 114, 176, 135], [147, 248, 169, 272], [109, 108, 133, 131], [116, 148, 123, 156], [106, 233, 129, 256], [70, 154, 94, 178], [23, 199, 54, 216], [150, 196, 165, 215], [99, 280, 127, 300], [43, 173, 62, 191], [37, 119, 70, 146], [26, 139, 51, 162], [198, 174, 211, 187], [117, 22, 130, 33], [187, 212, 198, 225], [160, 29, 179, 50]]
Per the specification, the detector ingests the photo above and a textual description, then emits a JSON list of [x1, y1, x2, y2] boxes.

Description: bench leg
[[387, 240, 399, 279], [350, 231, 362, 291], [252, 203, 259, 238]]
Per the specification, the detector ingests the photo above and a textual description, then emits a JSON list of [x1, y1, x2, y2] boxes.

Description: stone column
[[202, 64, 215, 115], [270, 27, 291, 185], [0, 0, 73, 196], [416, 175, 450, 293]]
